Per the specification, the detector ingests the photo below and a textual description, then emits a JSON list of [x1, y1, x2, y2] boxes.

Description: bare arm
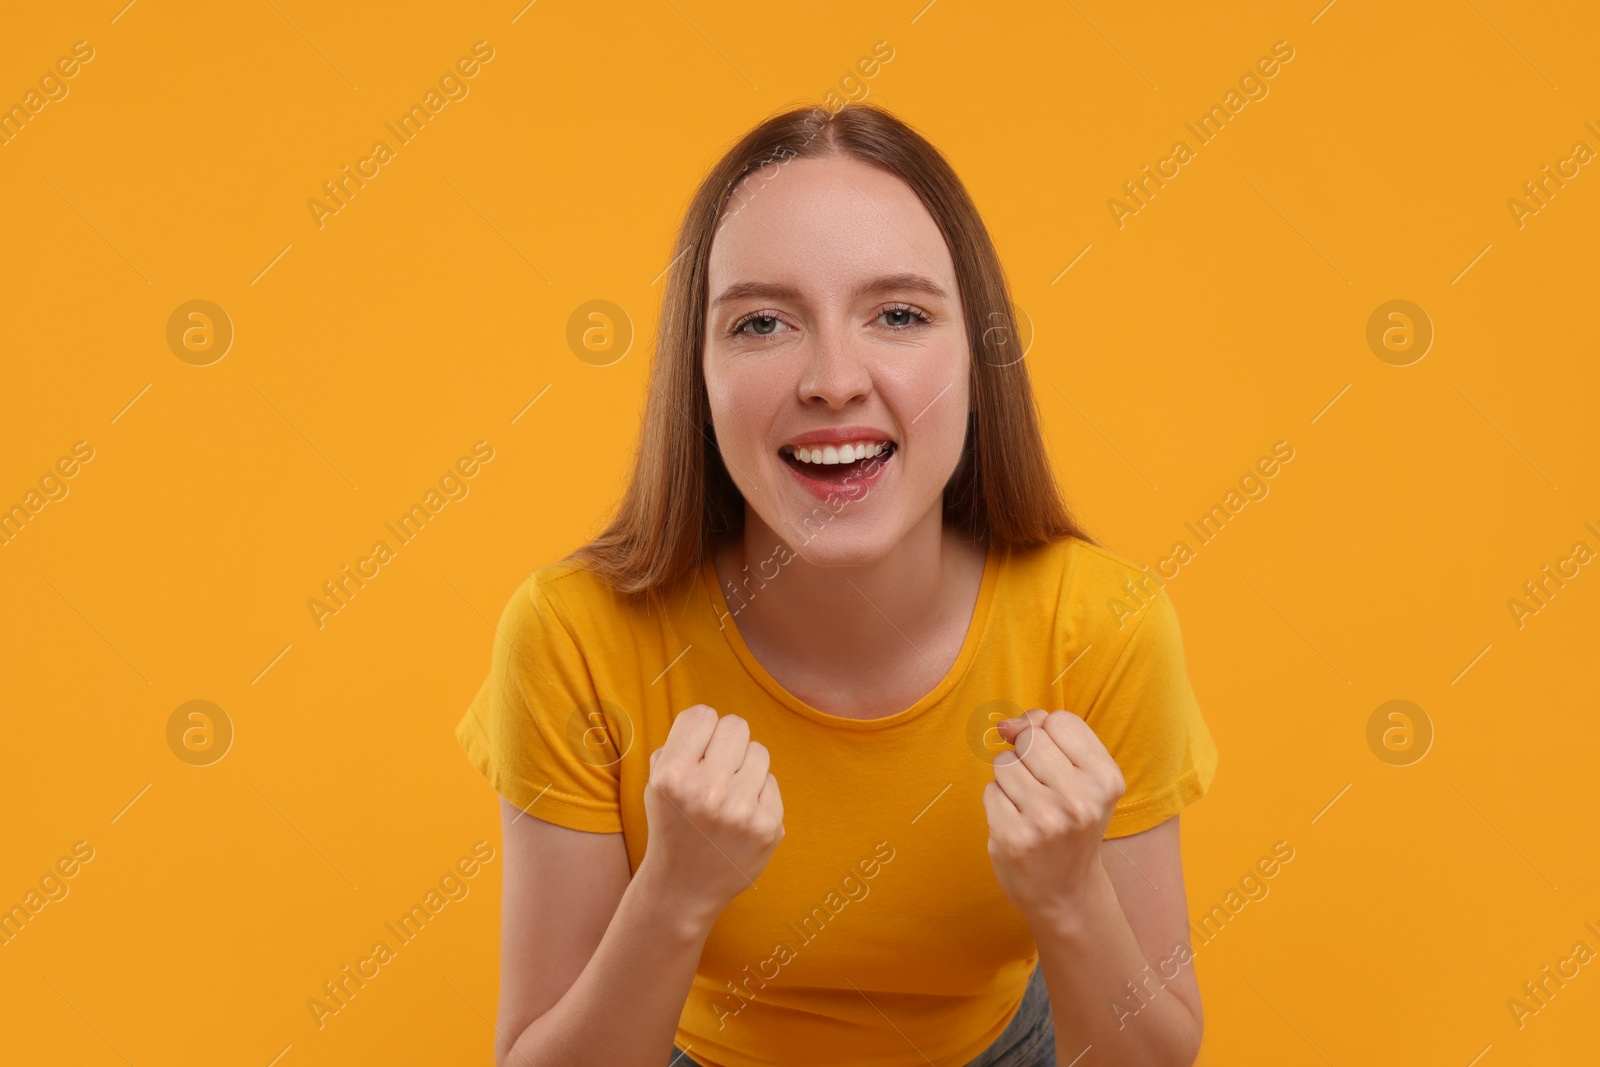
[[494, 798, 712, 1067], [1034, 816, 1202, 1066], [985, 711, 1201, 1067], [494, 706, 784, 1067]]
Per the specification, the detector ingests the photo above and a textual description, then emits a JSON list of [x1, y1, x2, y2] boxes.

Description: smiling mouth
[[778, 440, 897, 483]]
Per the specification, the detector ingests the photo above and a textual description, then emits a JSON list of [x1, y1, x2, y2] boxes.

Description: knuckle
[[661, 772, 694, 804], [1064, 805, 1094, 833], [1004, 825, 1038, 854], [699, 783, 727, 811], [1034, 810, 1067, 838]]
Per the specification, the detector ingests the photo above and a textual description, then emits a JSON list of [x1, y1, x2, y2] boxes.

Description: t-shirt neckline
[[700, 537, 1002, 731]]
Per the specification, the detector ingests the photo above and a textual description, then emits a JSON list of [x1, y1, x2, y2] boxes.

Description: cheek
[[889, 360, 969, 462], [702, 357, 742, 422], [705, 362, 787, 445], [927, 410, 970, 479]]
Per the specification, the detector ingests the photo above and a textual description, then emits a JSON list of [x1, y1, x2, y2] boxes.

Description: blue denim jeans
[[668, 960, 1055, 1066]]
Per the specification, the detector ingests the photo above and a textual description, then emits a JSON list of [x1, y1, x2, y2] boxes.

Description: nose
[[796, 324, 871, 409]]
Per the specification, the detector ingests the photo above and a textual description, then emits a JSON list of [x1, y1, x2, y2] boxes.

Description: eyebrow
[[710, 272, 950, 310]]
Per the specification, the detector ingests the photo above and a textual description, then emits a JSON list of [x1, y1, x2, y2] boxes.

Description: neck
[[717, 503, 979, 688]]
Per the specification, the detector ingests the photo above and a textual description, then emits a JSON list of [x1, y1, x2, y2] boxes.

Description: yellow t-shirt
[[455, 533, 1218, 1067]]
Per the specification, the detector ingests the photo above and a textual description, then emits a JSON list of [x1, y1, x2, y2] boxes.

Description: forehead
[[706, 154, 956, 297]]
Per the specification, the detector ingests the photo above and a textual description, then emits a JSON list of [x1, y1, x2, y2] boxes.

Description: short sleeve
[[1083, 588, 1218, 839], [454, 573, 625, 833]]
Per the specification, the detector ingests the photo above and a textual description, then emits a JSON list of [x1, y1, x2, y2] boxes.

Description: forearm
[[502, 862, 714, 1067], [1033, 861, 1200, 1067]]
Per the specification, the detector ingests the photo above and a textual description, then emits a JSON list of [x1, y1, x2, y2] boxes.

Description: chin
[[776, 513, 907, 569], [786, 539, 894, 570]]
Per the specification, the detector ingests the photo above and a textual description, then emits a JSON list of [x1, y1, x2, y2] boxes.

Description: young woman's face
[[702, 154, 971, 567]]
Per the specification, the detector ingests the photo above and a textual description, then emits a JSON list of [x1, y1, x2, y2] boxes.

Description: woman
[[456, 102, 1218, 1067]]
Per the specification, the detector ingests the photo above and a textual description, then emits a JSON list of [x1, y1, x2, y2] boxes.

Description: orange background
[[3, 1, 1598, 1064]]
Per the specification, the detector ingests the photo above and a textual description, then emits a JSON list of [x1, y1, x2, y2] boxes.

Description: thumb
[[997, 708, 1048, 742]]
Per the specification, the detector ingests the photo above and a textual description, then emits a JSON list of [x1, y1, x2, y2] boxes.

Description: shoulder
[[498, 555, 690, 644], [498, 557, 613, 630], [1002, 534, 1182, 657], [526, 557, 611, 607], [1003, 535, 1162, 608]]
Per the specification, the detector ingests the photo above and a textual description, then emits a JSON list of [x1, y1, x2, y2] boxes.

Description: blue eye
[[729, 304, 932, 339], [879, 305, 932, 329], [731, 312, 789, 337], [876, 303, 934, 329]]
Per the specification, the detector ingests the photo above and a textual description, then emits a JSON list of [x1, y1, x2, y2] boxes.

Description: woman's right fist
[[641, 705, 785, 923]]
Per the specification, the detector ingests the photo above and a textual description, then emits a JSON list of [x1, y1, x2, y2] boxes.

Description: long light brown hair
[[570, 102, 1096, 596]]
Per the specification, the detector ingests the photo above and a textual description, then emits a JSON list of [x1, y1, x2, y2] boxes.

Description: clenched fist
[[641, 705, 785, 928], [982, 708, 1126, 924]]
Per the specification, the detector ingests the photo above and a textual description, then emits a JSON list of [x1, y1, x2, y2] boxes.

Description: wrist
[[1027, 857, 1119, 943], [631, 858, 725, 943]]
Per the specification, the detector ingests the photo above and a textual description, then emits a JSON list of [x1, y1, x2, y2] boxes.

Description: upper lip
[[780, 425, 896, 449]]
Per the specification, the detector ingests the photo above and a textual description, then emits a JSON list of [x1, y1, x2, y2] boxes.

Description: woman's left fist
[[982, 708, 1126, 921]]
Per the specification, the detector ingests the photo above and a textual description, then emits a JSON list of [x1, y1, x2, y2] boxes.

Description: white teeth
[[784, 440, 892, 466]]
